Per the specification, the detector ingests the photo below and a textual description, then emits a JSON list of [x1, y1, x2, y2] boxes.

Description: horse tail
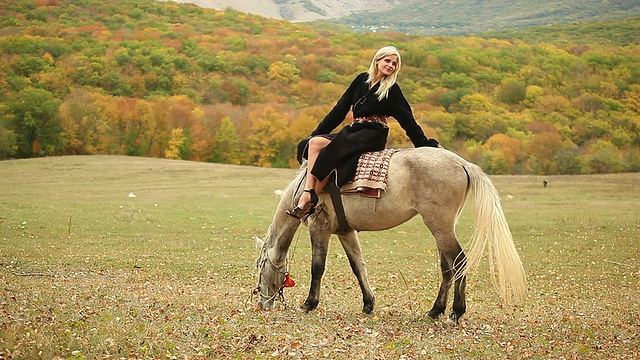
[[460, 163, 527, 303]]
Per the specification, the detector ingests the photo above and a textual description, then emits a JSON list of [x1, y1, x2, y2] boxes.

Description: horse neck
[[265, 192, 303, 263], [264, 162, 307, 262]]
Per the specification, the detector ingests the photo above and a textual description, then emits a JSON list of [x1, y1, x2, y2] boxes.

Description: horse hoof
[[427, 308, 443, 320], [443, 318, 458, 328], [362, 306, 374, 315], [299, 302, 317, 313], [445, 313, 460, 327]]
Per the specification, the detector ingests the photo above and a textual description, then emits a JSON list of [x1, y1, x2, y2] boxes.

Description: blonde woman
[[287, 45, 440, 219]]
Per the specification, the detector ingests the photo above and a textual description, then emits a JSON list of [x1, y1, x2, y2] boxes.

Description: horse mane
[[282, 161, 308, 201], [261, 161, 308, 247]]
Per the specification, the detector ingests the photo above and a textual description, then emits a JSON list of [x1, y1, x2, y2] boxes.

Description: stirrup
[[286, 189, 318, 219]]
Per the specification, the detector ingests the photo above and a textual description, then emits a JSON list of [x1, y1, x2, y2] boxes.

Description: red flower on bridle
[[283, 273, 295, 287]]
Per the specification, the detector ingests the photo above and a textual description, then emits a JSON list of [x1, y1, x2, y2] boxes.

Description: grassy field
[[1, 155, 638, 359]]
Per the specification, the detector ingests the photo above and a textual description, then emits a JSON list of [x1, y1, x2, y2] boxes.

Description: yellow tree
[[212, 116, 241, 164], [267, 61, 300, 84], [165, 128, 186, 160], [523, 85, 545, 108], [146, 98, 171, 158], [246, 106, 292, 167], [622, 84, 640, 113], [188, 107, 214, 162], [289, 106, 328, 141], [59, 90, 107, 154], [483, 133, 526, 174], [585, 140, 625, 174]]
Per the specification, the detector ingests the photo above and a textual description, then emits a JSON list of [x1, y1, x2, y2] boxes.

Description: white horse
[[254, 147, 526, 324]]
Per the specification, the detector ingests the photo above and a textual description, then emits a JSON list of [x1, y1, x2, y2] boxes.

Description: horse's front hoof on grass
[[362, 298, 375, 315], [445, 312, 461, 327], [299, 300, 318, 313], [427, 307, 444, 320]]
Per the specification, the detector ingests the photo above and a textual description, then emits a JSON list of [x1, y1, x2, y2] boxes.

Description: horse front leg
[[337, 231, 375, 314], [300, 230, 331, 312]]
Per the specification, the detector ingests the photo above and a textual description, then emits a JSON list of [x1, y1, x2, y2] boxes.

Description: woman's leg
[[297, 136, 331, 209]]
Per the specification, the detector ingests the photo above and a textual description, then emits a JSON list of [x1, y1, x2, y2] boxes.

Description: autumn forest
[[1, 0, 639, 174]]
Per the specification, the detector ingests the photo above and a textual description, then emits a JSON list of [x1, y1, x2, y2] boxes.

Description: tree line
[[1, 0, 639, 174]]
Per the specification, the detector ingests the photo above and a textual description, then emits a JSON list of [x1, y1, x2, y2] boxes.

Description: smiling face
[[374, 54, 398, 82]]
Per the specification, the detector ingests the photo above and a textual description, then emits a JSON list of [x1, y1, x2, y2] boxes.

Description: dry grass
[[1, 156, 638, 359]]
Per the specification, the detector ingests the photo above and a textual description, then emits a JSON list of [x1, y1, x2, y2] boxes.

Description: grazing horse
[[254, 147, 526, 324]]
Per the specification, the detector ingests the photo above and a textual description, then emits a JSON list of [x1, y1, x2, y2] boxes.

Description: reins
[[252, 246, 289, 308], [249, 164, 306, 309], [250, 227, 301, 310]]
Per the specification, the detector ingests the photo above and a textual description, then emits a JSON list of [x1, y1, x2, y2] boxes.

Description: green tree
[[625, 147, 640, 172], [0, 126, 17, 159], [221, 79, 249, 106], [1, 87, 61, 157], [555, 143, 583, 174], [458, 93, 494, 114], [440, 72, 477, 90], [499, 79, 527, 105], [15, 55, 50, 77]]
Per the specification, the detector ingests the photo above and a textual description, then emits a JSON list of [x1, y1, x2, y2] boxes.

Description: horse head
[[253, 235, 288, 310]]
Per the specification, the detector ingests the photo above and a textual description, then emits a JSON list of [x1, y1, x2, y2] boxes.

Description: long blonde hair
[[367, 45, 401, 101]]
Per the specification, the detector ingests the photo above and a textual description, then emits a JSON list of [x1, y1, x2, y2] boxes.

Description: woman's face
[[376, 54, 398, 77]]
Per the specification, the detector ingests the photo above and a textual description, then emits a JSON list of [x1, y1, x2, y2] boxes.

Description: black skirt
[[296, 122, 389, 187]]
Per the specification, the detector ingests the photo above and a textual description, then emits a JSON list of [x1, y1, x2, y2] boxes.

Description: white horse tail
[[461, 163, 527, 303]]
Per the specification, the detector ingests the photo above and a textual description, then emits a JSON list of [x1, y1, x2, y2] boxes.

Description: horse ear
[[254, 235, 264, 250]]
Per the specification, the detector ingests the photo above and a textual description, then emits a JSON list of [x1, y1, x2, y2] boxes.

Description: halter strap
[[253, 244, 290, 308]]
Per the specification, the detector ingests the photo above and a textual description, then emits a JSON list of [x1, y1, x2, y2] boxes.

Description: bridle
[[253, 243, 290, 308], [250, 179, 302, 309]]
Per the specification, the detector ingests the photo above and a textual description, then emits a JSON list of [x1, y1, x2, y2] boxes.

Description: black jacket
[[299, 72, 439, 186]]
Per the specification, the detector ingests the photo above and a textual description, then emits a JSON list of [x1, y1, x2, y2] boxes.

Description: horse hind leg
[[337, 231, 375, 314], [427, 250, 451, 319], [428, 234, 467, 325]]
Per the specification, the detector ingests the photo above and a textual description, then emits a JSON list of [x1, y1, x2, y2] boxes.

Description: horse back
[[336, 147, 470, 231]]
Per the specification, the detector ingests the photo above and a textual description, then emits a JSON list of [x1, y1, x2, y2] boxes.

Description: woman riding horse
[[286, 45, 440, 219]]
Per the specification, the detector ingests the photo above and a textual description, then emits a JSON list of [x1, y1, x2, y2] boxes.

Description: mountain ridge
[[171, 0, 640, 36], [171, 0, 399, 22]]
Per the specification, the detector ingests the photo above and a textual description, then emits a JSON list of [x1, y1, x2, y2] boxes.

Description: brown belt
[[352, 115, 389, 127]]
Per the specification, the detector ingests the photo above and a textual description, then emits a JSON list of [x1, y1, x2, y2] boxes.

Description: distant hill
[[478, 17, 640, 47], [332, 0, 640, 36], [172, 0, 640, 36], [170, 0, 399, 22]]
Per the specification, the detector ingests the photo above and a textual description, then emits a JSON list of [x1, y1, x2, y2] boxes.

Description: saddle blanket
[[341, 148, 399, 198]]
